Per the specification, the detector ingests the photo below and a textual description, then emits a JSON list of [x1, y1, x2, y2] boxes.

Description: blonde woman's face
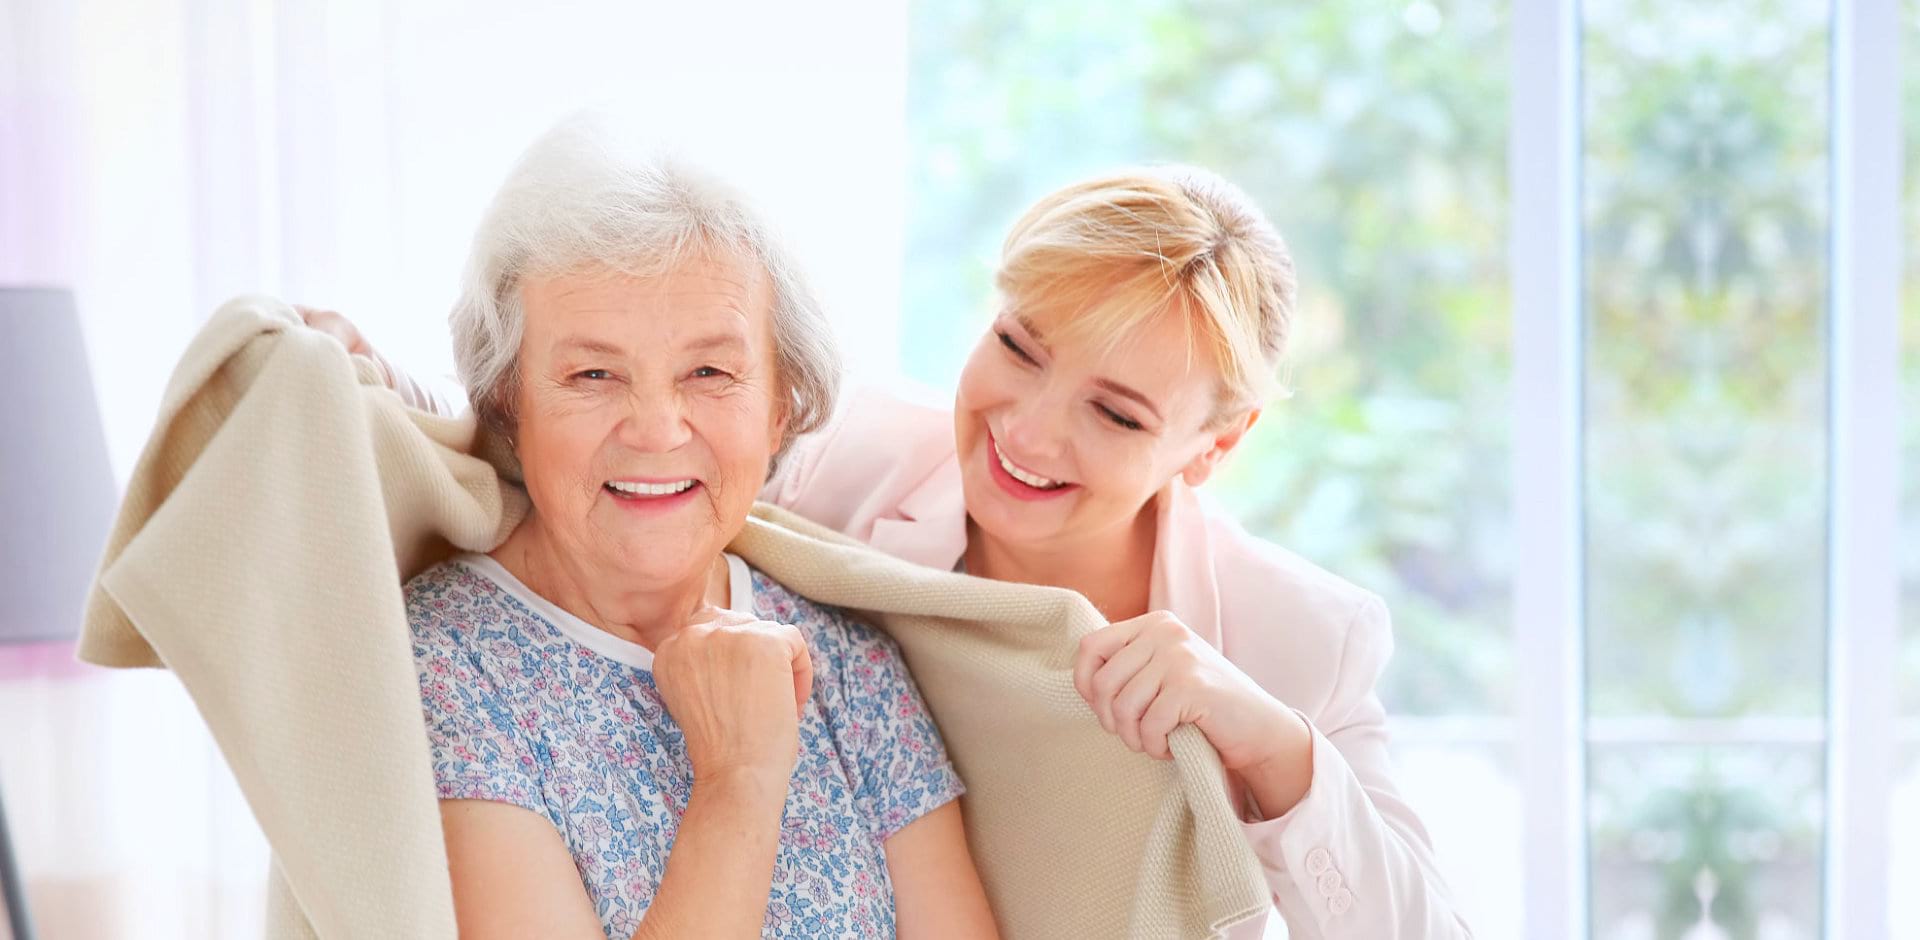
[[953, 300, 1253, 555]]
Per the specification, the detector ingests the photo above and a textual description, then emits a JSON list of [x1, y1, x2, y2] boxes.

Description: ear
[[769, 388, 793, 450], [1179, 407, 1260, 487]]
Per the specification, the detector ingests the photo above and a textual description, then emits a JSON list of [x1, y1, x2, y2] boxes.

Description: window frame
[[1828, 1, 1901, 937], [1509, 0, 1587, 935]]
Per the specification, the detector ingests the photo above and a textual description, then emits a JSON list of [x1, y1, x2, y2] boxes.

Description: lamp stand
[[0, 777, 31, 940]]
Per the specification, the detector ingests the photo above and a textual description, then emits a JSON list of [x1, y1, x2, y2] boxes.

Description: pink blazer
[[764, 387, 1471, 940]]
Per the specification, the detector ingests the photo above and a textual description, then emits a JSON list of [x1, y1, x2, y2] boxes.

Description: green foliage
[[1584, 0, 1830, 722], [1589, 747, 1824, 938], [1581, 2, 1828, 936]]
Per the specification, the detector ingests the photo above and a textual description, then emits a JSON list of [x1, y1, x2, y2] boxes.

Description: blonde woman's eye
[[997, 330, 1038, 365], [1096, 402, 1144, 431]]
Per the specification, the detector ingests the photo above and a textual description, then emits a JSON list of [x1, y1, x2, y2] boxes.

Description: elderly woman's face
[[511, 255, 786, 590]]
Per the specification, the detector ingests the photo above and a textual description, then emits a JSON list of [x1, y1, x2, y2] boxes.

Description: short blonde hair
[[994, 166, 1295, 421], [449, 116, 840, 458]]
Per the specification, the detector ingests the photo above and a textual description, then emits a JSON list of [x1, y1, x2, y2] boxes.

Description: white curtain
[[0, 1, 908, 935]]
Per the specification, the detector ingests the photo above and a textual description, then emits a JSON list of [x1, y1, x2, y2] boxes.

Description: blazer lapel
[[1148, 480, 1226, 650], [862, 466, 1231, 648], [866, 455, 970, 572]]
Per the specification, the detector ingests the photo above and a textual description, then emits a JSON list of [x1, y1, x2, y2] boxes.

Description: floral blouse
[[406, 552, 965, 939]]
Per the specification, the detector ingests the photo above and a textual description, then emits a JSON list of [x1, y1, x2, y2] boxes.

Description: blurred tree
[[1582, 0, 1826, 936], [1584, 0, 1828, 722]]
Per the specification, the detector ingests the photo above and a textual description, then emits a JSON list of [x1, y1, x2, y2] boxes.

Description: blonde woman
[[316, 166, 1471, 938]]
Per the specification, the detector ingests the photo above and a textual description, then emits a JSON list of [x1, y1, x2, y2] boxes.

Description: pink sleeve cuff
[[1239, 710, 1344, 877]]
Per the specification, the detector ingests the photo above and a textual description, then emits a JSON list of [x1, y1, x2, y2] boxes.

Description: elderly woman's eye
[[575, 369, 612, 381], [690, 366, 730, 379]]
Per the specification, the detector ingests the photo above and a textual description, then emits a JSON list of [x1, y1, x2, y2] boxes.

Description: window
[[1583, 1, 1831, 936]]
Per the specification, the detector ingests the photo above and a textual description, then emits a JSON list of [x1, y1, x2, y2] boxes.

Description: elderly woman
[[401, 123, 997, 939]]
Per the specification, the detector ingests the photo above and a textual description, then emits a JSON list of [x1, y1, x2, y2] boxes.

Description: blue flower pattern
[[406, 558, 965, 940]]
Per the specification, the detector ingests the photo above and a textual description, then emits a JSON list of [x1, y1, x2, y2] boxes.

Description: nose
[[615, 386, 693, 453], [997, 387, 1070, 460]]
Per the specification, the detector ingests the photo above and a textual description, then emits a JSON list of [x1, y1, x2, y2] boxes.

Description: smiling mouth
[[991, 438, 1069, 490], [604, 479, 699, 498]]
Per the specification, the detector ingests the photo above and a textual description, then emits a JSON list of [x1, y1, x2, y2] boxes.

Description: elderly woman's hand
[[653, 607, 816, 783]]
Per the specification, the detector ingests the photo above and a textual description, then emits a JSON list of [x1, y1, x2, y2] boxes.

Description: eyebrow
[[554, 333, 748, 357], [682, 332, 749, 354], [554, 336, 626, 357], [1013, 313, 1048, 346], [1094, 378, 1164, 423]]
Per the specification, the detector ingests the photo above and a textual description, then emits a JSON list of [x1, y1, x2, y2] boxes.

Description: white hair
[[448, 116, 841, 458]]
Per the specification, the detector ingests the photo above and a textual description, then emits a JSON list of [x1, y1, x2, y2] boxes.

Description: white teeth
[[606, 479, 696, 497], [994, 442, 1064, 489]]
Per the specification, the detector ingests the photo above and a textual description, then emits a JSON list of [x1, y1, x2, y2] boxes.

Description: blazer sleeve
[[1239, 595, 1474, 939], [368, 349, 467, 417], [758, 385, 934, 536], [760, 404, 848, 513]]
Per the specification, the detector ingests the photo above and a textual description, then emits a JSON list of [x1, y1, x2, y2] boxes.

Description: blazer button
[[1304, 847, 1333, 876], [1329, 888, 1354, 916], [1316, 869, 1343, 898]]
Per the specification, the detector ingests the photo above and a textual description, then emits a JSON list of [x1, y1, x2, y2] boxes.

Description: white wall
[[5, 0, 910, 482]]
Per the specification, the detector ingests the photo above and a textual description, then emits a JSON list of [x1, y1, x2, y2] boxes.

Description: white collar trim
[[453, 553, 754, 671]]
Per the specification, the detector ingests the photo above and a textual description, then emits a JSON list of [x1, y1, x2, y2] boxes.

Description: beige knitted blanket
[[77, 296, 1266, 939]]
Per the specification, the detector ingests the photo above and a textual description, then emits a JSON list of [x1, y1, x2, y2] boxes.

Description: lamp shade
[[0, 287, 116, 644]]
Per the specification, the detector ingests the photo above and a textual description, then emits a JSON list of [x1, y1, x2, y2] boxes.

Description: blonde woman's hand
[[295, 304, 403, 389], [295, 305, 375, 357], [652, 607, 815, 784], [1073, 610, 1315, 816]]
